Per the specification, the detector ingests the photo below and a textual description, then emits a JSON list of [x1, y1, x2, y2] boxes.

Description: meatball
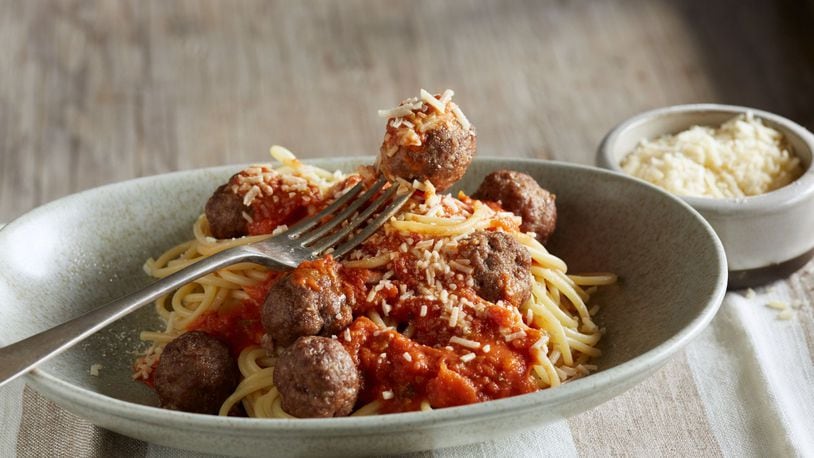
[[261, 258, 352, 347], [274, 336, 360, 418], [205, 181, 249, 239], [458, 231, 533, 307], [377, 91, 476, 191], [472, 170, 557, 244], [153, 331, 239, 414]]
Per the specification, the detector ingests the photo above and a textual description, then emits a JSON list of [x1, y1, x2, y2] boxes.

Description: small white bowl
[[597, 104, 814, 288]]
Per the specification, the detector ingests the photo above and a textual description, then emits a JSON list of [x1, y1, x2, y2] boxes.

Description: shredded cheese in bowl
[[620, 113, 804, 198]]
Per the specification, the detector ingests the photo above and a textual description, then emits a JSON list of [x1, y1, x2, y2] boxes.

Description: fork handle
[[0, 247, 262, 388]]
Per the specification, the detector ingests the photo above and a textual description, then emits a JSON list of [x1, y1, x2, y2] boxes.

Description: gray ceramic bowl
[[0, 158, 726, 456], [597, 104, 814, 288]]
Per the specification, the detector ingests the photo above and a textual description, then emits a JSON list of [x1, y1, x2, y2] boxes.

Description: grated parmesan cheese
[[449, 306, 460, 327], [460, 353, 476, 363], [504, 330, 526, 342], [420, 88, 446, 113], [440, 89, 455, 105], [450, 104, 471, 131], [449, 336, 481, 349], [378, 105, 415, 119], [621, 113, 803, 198], [243, 185, 261, 206]]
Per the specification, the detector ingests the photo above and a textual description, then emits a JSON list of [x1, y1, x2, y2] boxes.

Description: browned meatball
[[458, 231, 532, 307], [472, 170, 557, 244], [153, 331, 239, 414], [377, 92, 476, 191], [205, 181, 249, 239], [261, 257, 352, 347], [274, 336, 360, 418]]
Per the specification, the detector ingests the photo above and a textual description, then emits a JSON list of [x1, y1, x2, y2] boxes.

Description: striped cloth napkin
[[2, 266, 813, 457]]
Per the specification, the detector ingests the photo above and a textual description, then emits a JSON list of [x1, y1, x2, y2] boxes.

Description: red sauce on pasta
[[187, 273, 279, 356], [182, 174, 547, 414], [342, 311, 539, 413], [338, 243, 541, 412], [185, 250, 542, 413], [226, 172, 320, 236]]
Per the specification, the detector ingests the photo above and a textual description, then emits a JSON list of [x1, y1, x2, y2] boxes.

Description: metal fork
[[0, 177, 412, 387]]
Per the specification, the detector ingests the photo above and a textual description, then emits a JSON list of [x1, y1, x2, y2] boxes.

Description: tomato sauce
[[182, 172, 543, 414], [185, 174, 352, 355], [333, 228, 541, 413], [343, 310, 540, 413], [187, 272, 279, 356], [247, 190, 318, 236], [291, 256, 340, 291], [186, 172, 334, 354]]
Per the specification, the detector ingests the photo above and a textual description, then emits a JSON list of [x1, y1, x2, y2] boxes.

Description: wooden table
[[3, 0, 814, 223], [2, 1, 813, 455]]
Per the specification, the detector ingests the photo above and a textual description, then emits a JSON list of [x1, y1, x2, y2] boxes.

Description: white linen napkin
[[684, 285, 814, 456]]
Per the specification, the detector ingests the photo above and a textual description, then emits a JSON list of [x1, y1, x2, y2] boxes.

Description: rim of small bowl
[[13, 158, 727, 436], [597, 103, 814, 216]]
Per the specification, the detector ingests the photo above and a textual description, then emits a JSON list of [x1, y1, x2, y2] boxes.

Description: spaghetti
[[134, 146, 616, 418]]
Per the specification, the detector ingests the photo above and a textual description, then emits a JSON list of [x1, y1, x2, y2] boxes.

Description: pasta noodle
[[133, 149, 615, 418]]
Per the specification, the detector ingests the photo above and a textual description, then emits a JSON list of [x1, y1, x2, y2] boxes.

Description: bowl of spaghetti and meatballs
[[0, 89, 726, 456], [137, 90, 605, 420], [378, 89, 476, 192]]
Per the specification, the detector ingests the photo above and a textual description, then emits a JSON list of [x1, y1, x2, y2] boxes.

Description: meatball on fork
[[377, 89, 476, 192]]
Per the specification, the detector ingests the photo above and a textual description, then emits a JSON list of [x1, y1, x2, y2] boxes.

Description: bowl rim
[[10, 157, 728, 435], [597, 103, 814, 215]]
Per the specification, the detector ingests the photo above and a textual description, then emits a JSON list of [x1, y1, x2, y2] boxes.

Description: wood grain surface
[[2, 0, 813, 223], [2, 0, 814, 455]]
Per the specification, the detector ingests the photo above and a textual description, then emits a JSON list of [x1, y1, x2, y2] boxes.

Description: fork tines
[[282, 177, 413, 259]]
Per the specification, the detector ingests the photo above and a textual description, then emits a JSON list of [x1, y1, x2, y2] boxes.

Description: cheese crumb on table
[[777, 309, 794, 320], [766, 300, 789, 311]]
